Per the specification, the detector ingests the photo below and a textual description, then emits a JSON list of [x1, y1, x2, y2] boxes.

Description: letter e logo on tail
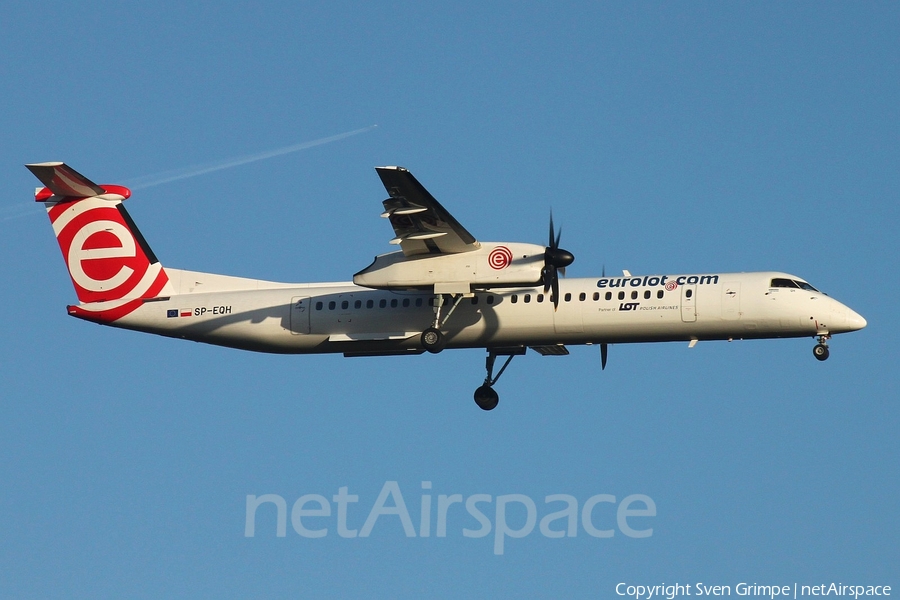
[[28, 163, 171, 323]]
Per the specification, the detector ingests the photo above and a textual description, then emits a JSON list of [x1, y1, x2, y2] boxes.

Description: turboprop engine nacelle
[[353, 242, 547, 291]]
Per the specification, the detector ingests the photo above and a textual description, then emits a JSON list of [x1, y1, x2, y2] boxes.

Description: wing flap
[[375, 166, 480, 256]]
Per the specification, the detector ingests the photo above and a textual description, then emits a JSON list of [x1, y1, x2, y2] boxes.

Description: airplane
[[27, 162, 867, 410]]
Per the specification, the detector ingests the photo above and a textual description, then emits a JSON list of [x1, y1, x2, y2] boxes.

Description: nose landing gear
[[474, 347, 525, 411], [474, 384, 499, 411], [813, 334, 830, 361]]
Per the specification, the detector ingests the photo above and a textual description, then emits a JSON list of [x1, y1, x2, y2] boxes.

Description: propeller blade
[[600, 343, 608, 370], [542, 211, 573, 310], [549, 212, 556, 248], [551, 270, 560, 310]]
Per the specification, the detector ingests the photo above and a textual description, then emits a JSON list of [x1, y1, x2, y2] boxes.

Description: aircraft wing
[[376, 166, 480, 256]]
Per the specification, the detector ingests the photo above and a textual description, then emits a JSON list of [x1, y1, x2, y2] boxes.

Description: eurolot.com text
[[244, 480, 656, 555]]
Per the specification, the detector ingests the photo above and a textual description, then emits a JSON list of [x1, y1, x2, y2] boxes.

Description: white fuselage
[[99, 269, 866, 356]]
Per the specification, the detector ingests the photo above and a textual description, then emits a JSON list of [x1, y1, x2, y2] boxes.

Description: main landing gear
[[813, 334, 830, 361], [421, 327, 445, 353], [473, 347, 524, 411], [418, 293, 520, 411], [420, 293, 466, 354]]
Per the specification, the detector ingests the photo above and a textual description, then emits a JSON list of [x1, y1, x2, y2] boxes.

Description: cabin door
[[290, 296, 311, 334], [681, 285, 697, 323]]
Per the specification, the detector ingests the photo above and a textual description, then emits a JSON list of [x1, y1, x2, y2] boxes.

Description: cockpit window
[[771, 278, 798, 288], [770, 278, 819, 292], [769, 278, 800, 288]]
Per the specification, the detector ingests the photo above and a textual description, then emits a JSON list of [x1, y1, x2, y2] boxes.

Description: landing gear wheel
[[421, 327, 445, 354], [474, 385, 499, 411], [813, 343, 830, 361]]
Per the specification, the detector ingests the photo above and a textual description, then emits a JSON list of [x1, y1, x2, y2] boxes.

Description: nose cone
[[830, 301, 867, 333], [846, 308, 867, 331]]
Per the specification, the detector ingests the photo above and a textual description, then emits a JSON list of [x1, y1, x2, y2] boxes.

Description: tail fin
[[27, 162, 172, 322]]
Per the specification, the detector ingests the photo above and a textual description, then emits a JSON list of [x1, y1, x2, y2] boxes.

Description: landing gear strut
[[813, 334, 830, 361], [420, 293, 465, 354], [473, 348, 523, 411]]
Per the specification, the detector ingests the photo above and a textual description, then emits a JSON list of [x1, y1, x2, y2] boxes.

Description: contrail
[[0, 204, 44, 223], [5, 125, 378, 222], [126, 124, 378, 190]]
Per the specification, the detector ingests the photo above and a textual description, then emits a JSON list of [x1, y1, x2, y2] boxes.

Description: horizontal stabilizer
[[26, 162, 105, 198]]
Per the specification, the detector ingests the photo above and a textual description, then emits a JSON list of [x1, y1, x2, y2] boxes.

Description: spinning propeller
[[538, 214, 606, 368], [542, 213, 575, 310]]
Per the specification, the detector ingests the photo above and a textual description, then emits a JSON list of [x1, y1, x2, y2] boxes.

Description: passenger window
[[657, 290, 663, 299], [593, 292, 599, 301], [328, 301, 336, 310], [354, 300, 361, 309], [379, 299, 387, 308], [366, 299, 374, 309], [644, 290, 651, 299], [402, 298, 410, 307], [564, 293, 572, 302], [341, 300, 349, 309], [486, 295, 494, 305], [524, 294, 531, 303], [511, 294, 518, 304], [631, 291, 638, 300], [618, 291, 625, 300], [537, 294, 544, 303], [415, 298, 423, 307], [390, 299, 398, 308], [471, 296, 479, 305], [579, 292, 586, 301], [315, 302, 323, 310]]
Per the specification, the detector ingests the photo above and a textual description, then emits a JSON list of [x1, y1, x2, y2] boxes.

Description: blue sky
[[1, 2, 897, 598]]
